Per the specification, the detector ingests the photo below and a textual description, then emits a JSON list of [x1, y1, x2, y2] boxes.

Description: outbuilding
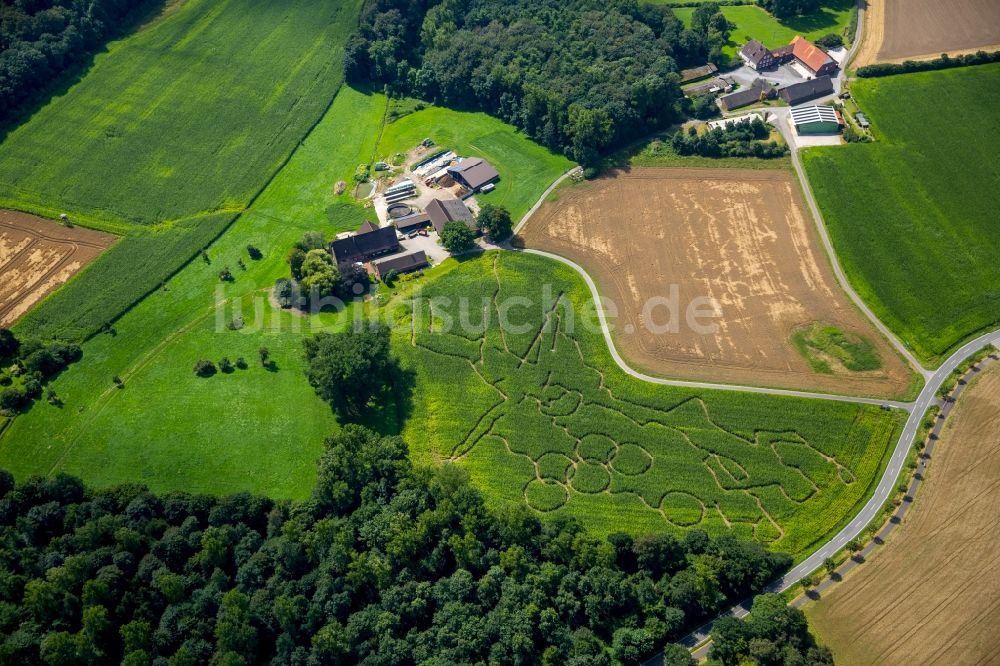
[[446, 157, 499, 192], [790, 105, 843, 134], [719, 78, 776, 112], [330, 223, 400, 269], [426, 198, 477, 236], [372, 250, 429, 280], [393, 212, 431, 233], [779, 76, 834, 106]]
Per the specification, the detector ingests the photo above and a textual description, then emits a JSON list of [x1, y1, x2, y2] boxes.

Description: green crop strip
[[398, 252, 903, 557]]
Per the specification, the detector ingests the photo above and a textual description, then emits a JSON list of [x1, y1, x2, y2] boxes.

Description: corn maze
[[397, 252, 901, 555]]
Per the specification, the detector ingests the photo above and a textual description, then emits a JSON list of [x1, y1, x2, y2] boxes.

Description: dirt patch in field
[[0, 210, 115, 326], [877, 0, 1000, 63], [519, 168, 912, 396], [807, 363, 1000, 664]]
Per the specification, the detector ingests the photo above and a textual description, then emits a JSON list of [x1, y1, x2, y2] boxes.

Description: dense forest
[[0, 424, 793, 665], [0, 0, 149, 125], [346, 0, 734, 165]]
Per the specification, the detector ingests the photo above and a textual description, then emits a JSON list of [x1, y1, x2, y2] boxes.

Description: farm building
[[779, 76, 834, 105], [709, 112, 768, 130], [372, 250, 429, 280], [684, 76, 734, 97], [786, 36, 837, 76], [719, 79, 776, 112], [681, 63, 718, 82], [384, 178, 416, 204], [426, 198, 477, 235], [393, 212, 431, 233], [447, 157, 499, 192], [330, 222, 399, 269], [740, 40, 776, 70], [790, 105, 843, 134]]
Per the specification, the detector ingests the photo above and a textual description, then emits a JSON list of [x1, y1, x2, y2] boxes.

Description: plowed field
[[520, 168, 912, 397], [876, 0, 1000, 63], [0, 211, 114, 326], [808, 363, 1000, 664]]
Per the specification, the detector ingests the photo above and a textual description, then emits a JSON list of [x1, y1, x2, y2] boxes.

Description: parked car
[[479, 183, 496, 193], [418, 229, 429, 237]]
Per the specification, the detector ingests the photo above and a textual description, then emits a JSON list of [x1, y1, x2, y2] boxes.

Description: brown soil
[[0, 210, 115, 326], [877, 0, 1000, 63], [807, 364, 1000, 664], [519, 168, 912, 397]]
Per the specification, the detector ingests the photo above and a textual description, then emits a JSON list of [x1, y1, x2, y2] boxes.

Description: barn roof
[[790, 36, 834, 74], [719, 79, 773, 111], [426, 198, 476, 235], [790, 105, 840, 125], [447, 158, 499, 191], [330, 225, 399, 264], [779, 76, 834, 105], [372, 250, 428, 276]]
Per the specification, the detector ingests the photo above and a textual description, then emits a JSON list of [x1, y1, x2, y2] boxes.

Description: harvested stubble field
[[520, 168, 912, 397], [396, 251, 904, 557], [876, 0, 1000, 64], [807, 364, 1000, 664], [0, 210, 114, 326]]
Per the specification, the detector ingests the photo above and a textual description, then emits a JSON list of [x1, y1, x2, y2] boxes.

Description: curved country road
[[510, 4, 1000, 658]]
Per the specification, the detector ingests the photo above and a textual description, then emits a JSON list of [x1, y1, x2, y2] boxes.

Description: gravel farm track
[[0, 210, 115, 326]]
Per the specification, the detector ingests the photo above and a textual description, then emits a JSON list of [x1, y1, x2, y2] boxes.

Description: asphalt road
[[510, 10, 1000, 660], [672, 331, 1000, 662]]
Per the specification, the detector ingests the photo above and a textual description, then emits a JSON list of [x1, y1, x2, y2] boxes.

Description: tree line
[[346, 0, 735, 166], [0, 422, 795, 664], [669, 118, 788, 159], [0, 0, 151, 126], [857, 50, 1000, 78]]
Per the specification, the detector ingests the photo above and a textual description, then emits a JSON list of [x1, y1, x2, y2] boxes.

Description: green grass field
[[377, 107, 574, 221], [803, 64, 1000, 364], [0, 87, 388, 499], [671, 1, 854, 57], [0, 86, 578, 500], [2, 0, 363, 342], [395, 251, 902, 557]]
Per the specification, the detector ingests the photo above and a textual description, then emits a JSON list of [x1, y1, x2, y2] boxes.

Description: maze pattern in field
[[399, 253, 898, 550]]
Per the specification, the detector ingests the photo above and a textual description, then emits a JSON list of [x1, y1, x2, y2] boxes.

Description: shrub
[[246, 245, 263, 260], [219, 267, 234, 282], [814, 33, 843, 49], [235, 357, 248, 370], [0, 387, 28, 413], [219, 357, 234, 373], [193, 360, 217, 377]]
